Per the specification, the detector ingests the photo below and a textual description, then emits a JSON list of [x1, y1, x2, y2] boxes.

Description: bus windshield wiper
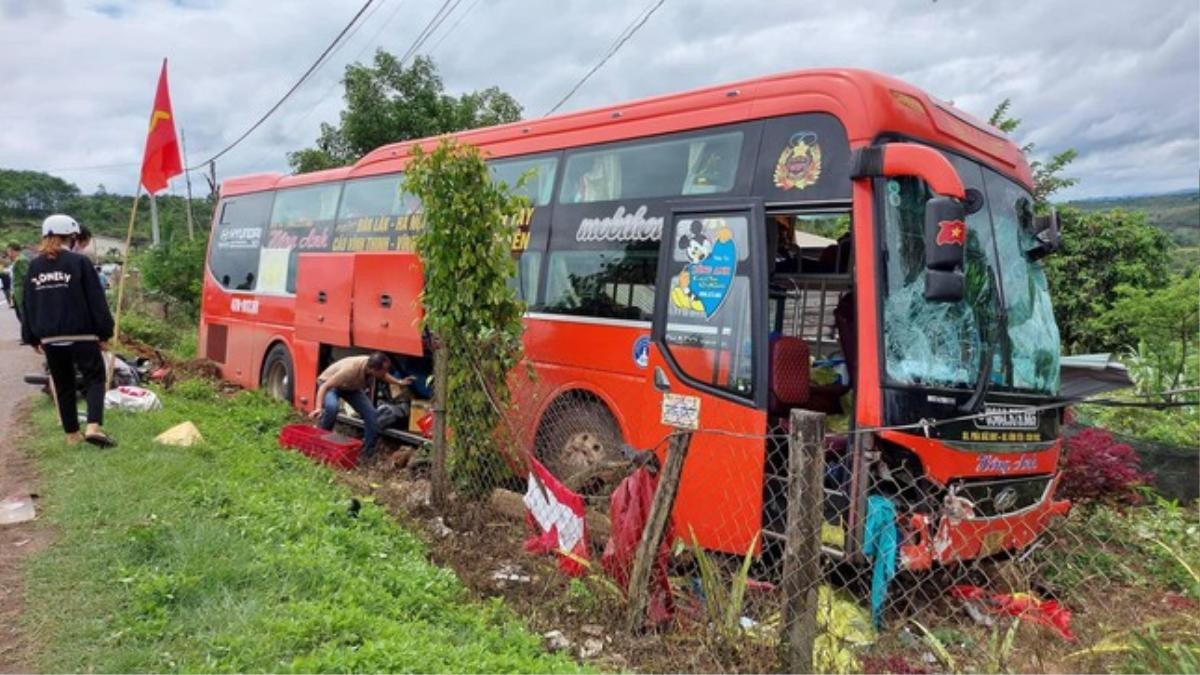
[[960, 266, 1006, 414]]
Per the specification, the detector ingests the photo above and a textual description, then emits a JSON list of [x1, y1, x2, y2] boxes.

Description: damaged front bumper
[[899, 477, 1071, 570]]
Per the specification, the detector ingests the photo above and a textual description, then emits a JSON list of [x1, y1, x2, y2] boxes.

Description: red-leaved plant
[[1058, 427, 1151, 503]]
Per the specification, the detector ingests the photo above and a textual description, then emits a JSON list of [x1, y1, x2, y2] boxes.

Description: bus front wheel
[[536, 400, 623, 496], [261, 344, 294, 404]]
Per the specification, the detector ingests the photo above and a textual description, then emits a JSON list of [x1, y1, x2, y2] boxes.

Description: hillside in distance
[[1065, 190, 1200, 247]]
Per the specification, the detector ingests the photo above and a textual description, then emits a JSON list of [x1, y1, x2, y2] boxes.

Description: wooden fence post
[[624, 431, 692, 634], [430, 335, 450, 509], [779, 409, 825, 673]]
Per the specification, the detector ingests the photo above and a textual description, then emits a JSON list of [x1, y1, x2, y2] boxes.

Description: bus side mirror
[[1026, 208, 1061, 261], [923, 196, 966, 302]]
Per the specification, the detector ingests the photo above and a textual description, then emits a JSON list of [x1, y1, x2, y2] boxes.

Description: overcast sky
[[1, 0, 1196, 200]]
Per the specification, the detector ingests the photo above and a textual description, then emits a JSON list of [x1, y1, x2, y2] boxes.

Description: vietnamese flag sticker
[[936, 219, 967, 246]]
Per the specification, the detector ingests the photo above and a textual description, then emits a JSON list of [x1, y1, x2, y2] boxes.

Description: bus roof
[[221, 68, 1032, 196]]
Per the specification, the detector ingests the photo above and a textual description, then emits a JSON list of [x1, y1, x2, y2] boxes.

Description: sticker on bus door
[[669, 218, 737, 318]]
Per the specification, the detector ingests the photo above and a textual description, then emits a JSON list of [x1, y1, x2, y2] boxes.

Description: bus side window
[[506, 251, 542, 303], [209, 192, 273, 291], [260, 183, 340, 294], [537, 244, 656, 321]]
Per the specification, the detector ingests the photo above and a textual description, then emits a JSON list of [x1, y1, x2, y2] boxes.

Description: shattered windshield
[[983, 169, 1061, 393], [882, 156, 1060, 395]]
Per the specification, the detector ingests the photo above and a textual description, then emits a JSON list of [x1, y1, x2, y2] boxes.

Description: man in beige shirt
[[310, 352, 413, 459]]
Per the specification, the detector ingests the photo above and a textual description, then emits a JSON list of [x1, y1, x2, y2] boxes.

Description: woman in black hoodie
[[21, 214, 116, 447]]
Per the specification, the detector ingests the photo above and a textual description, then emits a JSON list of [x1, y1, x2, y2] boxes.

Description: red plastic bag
[[601, 467, 675, 626]]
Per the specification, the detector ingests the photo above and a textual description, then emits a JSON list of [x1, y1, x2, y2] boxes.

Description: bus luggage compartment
[[350, 252, 424, 355], [294, 253, 354, 345]]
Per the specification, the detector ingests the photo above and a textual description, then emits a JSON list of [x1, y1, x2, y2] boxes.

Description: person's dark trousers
[[317, 388, 379, 458], [43, 341, 105, 434]]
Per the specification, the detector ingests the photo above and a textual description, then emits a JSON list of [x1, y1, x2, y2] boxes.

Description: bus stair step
[[336, 413, 427, 446], [761, 527, 847, 560]]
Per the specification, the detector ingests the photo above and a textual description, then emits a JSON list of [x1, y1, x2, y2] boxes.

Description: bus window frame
[[208, 189, 276, 293], [556, 122, 761, 207], [652, 198, 768, 410]]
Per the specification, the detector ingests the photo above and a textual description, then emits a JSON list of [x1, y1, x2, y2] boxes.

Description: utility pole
[[180, 129, 196, 240], [207, 161, 218, 200]]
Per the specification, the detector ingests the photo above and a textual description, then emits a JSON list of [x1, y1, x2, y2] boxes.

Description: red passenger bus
[[200, 68, 1069, 569]]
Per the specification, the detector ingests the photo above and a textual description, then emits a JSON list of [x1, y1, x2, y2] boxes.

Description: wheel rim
[[265, 361, 289, 400], [559, 430, 610, 476]]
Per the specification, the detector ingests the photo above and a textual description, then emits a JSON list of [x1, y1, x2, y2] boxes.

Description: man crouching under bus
[[309, 351, 414, 460]]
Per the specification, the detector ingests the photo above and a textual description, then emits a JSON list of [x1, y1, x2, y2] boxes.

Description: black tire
[[535, 399, 623, 495], [261, 343, 295, 404]]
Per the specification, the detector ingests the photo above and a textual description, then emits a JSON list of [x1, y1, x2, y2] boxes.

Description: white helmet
[[42, 214, 81, 237]]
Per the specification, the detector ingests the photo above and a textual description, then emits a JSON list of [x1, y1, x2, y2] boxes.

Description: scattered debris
[[950, 585, 1074, 640], [430, 516, 453, 538], [542, 630, 571, 652], [580, 623, 604, 638], [578, 637, 604, 659], [0, 494, 36, 525], [12, 538, 31, 547], [491, 563, 531, 584], [154, 421, 202, 446]]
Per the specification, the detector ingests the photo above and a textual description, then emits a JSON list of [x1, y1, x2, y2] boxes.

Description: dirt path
[[0, 303, 47, 673]]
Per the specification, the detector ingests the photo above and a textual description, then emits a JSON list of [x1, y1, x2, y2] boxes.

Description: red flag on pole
[[140, 58, 183, 194]]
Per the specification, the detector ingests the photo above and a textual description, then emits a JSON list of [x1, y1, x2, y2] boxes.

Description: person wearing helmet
[[21, 214, 116, 447]]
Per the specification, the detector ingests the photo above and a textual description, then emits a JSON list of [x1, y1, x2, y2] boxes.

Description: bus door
[[645, 200, 769, 556]]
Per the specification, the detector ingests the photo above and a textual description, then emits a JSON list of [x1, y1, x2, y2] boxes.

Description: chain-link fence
[[334, 347, 1198, 674]]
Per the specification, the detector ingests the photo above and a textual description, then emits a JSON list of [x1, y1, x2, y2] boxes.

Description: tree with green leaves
[[290, 52, 523, 173], [1100, 271, 1199, 397], [1046, 207, 1172, 353], [0, 169, 80, 217], [404, 139, 528, 496], [988, 98, 1078, 207]]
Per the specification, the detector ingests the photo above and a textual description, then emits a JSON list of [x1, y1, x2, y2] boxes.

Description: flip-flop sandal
[[84, 433, 118, 448]]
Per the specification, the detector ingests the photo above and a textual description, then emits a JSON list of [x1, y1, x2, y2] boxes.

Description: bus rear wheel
[[537, 401, 624, 496], [261, 344, 294, 404]]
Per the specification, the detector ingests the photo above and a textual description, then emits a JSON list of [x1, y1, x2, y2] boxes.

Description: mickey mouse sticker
[[670, 218, 737, 318], [773, 131, 822, 191]]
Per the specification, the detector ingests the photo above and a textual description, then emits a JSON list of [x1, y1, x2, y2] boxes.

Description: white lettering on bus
[[576, 205, 663, 243], [231, 298, 259, 315]]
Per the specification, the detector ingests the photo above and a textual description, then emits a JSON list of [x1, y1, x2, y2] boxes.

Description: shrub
[[1058, 427, 1151, 503], [119, 311, 177, 347], [137, 235, 208, 319]]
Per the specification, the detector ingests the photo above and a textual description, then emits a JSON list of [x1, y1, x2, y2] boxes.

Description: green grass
[[22, 380, 582, 673]]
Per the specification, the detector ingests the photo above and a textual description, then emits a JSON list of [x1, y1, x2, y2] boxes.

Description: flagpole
[[149, 192, 160, 247], [106, 185, 143, 390], [181, 128, 196, 240]]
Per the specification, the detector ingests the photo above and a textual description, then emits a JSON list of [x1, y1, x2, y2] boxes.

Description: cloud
[[0, 0, 1195, 201]]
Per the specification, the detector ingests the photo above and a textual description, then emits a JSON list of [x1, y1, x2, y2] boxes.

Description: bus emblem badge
[[633, 335, 651, 369], [772, 131, 822, 190]]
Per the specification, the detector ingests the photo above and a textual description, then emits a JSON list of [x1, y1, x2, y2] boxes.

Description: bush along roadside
[[21, 380, 584, 673]]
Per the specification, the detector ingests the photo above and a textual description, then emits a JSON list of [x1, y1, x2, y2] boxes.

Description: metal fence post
[[779, 409, 825, 673], [430, 335, 450, 509], [625, 431, 693, 634]]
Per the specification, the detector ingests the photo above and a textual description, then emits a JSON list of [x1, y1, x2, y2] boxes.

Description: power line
[[187, 0, 377, 170], [544, 0, 667, 116], [428, 0, 484, 55], [399, 0, 464, 65], [290, 0, 414, 131]]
